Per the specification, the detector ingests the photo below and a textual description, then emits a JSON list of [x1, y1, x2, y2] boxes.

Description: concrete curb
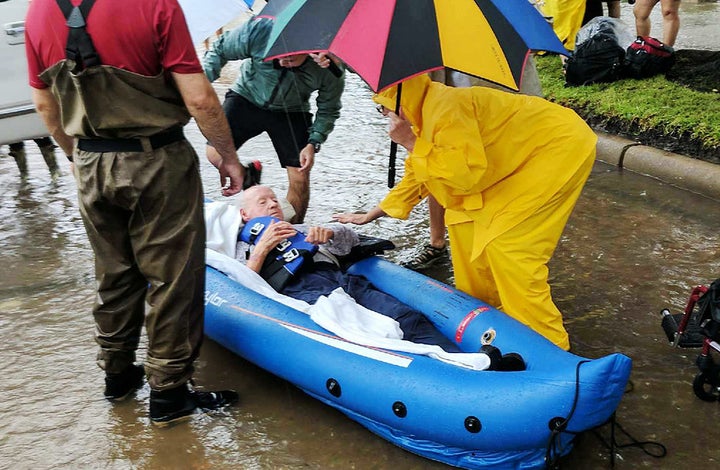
[[594, 130, 720, 200]]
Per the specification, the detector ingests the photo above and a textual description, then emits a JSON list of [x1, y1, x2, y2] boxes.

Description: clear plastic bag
[[575, 16, 636, 50]]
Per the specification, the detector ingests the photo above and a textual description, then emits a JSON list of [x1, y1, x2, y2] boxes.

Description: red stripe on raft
[[455, 307, 490, 343]]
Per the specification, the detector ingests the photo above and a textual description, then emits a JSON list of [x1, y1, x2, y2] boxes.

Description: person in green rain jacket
[[334, 74, 596, 351], [203, 15, 345, 223]]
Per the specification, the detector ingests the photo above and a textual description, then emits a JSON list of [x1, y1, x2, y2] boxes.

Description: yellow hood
[[372, 74, 433, 128]]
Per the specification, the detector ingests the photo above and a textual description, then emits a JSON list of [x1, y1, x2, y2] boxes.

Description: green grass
[[535, 55, 720, 151]]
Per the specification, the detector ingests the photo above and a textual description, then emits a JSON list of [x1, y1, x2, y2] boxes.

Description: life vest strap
[[239, 216, 319, 291]]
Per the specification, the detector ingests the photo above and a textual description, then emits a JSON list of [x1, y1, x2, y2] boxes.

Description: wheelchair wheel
[[693, 372, 720, 401]]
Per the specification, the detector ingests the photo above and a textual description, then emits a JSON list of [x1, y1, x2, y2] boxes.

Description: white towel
[[312, 289, 491, 370], [312, 288, 404, 340], [205, 249, 491, 371]]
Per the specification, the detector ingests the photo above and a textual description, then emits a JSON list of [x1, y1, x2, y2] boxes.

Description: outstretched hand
[[309, 52, 333, 68], [309, 52, 343, 77], [332, 212, 370, 225]]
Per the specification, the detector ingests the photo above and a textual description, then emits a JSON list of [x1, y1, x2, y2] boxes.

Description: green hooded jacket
[[203, 16, 344, 145]]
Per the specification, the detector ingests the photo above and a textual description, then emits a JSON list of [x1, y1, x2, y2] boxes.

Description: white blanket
[[205, 249, 491, 371], [205, 201, 243, 258]]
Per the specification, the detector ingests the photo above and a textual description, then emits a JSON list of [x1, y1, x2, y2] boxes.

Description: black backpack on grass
[[564, 25, 626, 86], [624, 36, 676, 79]]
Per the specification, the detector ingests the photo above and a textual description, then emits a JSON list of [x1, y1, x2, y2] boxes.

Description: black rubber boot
[[104, 363, 145, 401], [497, 353, 526, 372], [480, 344, 502, 370], [150, 383, 239, 427]]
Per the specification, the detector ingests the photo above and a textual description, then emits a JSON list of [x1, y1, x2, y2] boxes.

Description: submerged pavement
[[594, 131, 720, 200]]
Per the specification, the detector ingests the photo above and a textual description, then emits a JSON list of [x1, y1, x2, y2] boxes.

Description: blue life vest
[[239, 216, 319, 290]]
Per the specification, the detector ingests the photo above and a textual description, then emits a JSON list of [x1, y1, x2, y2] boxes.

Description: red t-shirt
[[25, 0, 202, 89]]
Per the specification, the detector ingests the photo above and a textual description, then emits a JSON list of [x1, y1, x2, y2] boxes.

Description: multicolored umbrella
[[265, 0, 566, 187], [264, 0, 567, 92]]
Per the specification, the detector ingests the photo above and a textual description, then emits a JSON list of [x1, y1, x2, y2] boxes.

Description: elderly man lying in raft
[[204, 185, 525, 371]]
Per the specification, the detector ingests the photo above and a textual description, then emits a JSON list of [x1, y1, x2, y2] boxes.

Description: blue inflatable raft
[[204, 256, 632, 469]]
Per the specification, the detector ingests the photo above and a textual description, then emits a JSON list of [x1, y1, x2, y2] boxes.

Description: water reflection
[[2, 70, 720, 469]]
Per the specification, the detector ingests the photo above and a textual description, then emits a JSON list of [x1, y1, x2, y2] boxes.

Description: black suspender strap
[[55, 0, 100, 72]]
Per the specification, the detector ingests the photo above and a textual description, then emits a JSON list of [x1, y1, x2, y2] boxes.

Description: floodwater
[[2, 6, 720, 469]]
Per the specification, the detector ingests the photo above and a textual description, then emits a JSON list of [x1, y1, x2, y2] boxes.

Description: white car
[[1, 0, 49, 146]]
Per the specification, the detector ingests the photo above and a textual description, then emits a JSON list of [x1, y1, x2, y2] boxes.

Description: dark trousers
[[222, 90, 312, 168], [281, 264, 461, 353]]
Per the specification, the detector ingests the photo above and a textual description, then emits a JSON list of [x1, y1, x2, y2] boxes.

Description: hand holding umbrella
[[386, 111, 416, 153], [309, 52, 344, 77]]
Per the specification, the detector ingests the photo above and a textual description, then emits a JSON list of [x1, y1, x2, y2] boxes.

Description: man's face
[[278, 54, 308, 68], [241, 186, 285, 221]]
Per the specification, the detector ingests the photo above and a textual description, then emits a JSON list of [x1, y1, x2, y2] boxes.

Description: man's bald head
[[240, 185, 285, 222]]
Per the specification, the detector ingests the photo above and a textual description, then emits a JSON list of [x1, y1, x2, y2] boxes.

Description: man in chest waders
[[25, 0, 245, 426]]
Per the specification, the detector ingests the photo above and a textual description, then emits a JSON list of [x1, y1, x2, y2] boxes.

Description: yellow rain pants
[[374, 75, 596, 350], [447, 156, 593, 350]]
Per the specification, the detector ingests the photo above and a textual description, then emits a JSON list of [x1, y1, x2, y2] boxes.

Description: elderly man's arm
[[246, 220, 298, 273], [322, 224, 359, 256], [295, 223, 359, 256], [31, 88, 74, 158]]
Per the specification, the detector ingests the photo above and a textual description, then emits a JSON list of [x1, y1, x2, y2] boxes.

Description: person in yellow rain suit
[[542, 0, 587, 50], [333, 74, 596, 350]]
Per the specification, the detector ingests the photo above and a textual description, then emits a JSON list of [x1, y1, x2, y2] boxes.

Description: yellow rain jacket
[[373, 75, 596, 350]]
